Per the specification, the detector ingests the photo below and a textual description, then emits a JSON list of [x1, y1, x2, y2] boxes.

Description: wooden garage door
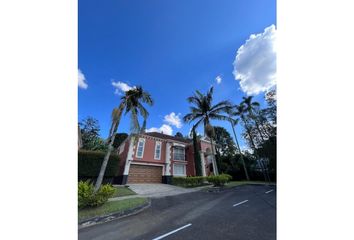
[[128, 165, 162, 183]]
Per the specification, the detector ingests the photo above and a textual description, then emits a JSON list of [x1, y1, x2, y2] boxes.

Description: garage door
[[128, 165, 162, 183]]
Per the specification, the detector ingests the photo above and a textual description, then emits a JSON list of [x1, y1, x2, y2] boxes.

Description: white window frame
[[173, 163, 186, 176], [173, 146, 185, 161], [154, 141, 162, 160], [135, 138, 145, 158]]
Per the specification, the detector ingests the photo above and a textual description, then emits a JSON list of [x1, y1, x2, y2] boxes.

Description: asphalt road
[[79, 184, 276, 240]]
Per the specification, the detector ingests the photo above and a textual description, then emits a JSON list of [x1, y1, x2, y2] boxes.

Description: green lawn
[[78, 197, 148, 221], [112, 186, 137, 198], [225, 181, 274, 188]]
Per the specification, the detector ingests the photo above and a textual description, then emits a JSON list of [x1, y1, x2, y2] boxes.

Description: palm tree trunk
[[230, 121, 250, 181], [94, 104, 125, 192], [209, 137, 219, 175], [241, 117, 268, 182], [94, 135, 115, 192]]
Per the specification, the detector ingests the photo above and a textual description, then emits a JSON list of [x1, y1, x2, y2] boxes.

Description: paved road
[[79, 185, 276, 240]]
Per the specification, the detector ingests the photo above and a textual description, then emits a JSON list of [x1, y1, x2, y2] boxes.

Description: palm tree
[[241, 96, 267, 141], [228, 117, 250, 181], [94, 86, 153, 192], [183, 87, 232, 176], [231, 104, 270, 182], [232, 104, 257, 150]]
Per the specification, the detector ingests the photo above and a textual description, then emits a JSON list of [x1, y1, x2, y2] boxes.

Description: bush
[[172, 176, 206, 187], [78, 150, 119, 178], [207, 174, 232, 187], [78, 181, 115, 209]]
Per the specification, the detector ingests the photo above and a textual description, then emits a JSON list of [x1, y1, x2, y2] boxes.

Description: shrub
[[207, 174, 232, 187], [78, 150, 119, 178], [172, 176, 206, 187], [78, 180, 115, 209]]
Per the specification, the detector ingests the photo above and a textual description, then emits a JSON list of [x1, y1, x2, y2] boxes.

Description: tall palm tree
[[232, 104, 269, 182], [183, 87, 232, 176], [94, 86, 153, 192], [228, 117, 250, 181], [241, 96, 267, 141], [233, 104, 257, 150]]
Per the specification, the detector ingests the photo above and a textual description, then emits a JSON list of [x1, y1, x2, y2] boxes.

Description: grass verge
[[112, 186, 137, 198], [78, 197, 148, 221], [172, 183, 212, 188], [225, 181, 275, 188]]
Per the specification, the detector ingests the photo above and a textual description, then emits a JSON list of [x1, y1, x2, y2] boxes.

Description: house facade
[[113, 132, 217, 184]]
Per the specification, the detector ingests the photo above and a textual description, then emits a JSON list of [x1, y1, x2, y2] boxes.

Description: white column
[[123, 136, 135, 175], [200, 151, 206, 177], [165, 142, 171, 176]]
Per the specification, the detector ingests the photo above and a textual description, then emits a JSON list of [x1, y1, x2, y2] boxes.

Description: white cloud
[[111, 81, 135, 95], [78, 69, 88, 89], [215, 75, 222, 84], [164, 112, 182, 128], [146, 124, 173, 135], [233, 25, 276, 95]]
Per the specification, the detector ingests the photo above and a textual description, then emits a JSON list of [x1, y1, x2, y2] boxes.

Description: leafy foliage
[[172, 176, 206, 187], [192, 126, 202, 176], [78, 150, 119, 177], [79, 117, 108, 151], [78, 181, 115, 209], [213, 126, 237, 157], [112, 133, 128, 149], [174, 132, 184, 138], [207, 174, 232, 187]]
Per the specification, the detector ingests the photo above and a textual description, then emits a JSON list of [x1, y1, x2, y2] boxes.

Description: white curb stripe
[[265, 190, 274, 194], [233, 200, 248, 207], [152, 223, 192, 240]]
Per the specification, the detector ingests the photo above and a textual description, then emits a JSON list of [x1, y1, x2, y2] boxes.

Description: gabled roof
[[143, 132, 192, 144]]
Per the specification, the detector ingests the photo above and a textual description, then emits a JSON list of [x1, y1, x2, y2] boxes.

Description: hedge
[[78, 150, 119, 178], [172, 176, 206, 187], [206, 174, 232, 187]]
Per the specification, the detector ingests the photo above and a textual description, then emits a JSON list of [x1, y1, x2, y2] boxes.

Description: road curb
[[78, 199, 151, 230]]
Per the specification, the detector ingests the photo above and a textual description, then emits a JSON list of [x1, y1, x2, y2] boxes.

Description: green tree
[[212, 126, 236, 157], [174, 132, 184, 138], [227, 117, 250, 181], [79, 117, 107, 151], [183, 87, 232, 175], [112, 133, 128, 149], [95, 86, 153, 192], [241, 96, 268, 141], [192, 126, 202, 176]]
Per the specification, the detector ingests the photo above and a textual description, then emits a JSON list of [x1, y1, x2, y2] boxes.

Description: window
[[173, 164, 186, 176], [136, 138, 145, 158], [173, 146, 185, 161], [154, 141, 162, 160]]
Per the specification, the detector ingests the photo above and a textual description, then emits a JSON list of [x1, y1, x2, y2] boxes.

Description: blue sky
[[78, 0, 276, 149]]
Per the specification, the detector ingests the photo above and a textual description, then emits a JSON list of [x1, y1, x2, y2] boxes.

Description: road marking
[[265, 190, 274, 194], [233, 200, 248, 207], [152, 223, 192, 240]]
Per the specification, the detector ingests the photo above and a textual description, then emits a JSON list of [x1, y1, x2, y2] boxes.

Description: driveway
[[125, 183, 206, 198], [79, 184, 276, 240]]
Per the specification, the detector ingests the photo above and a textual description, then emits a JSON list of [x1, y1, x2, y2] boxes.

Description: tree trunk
[[241, 117, 268, 182], [230, 121, 250, 181], [94, 104, 125, 192], [209, 137, 219, 175], [94, 126, 116, 192]]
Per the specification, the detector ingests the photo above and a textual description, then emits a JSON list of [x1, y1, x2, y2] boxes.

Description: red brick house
[[113, 132, 217, 184]]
